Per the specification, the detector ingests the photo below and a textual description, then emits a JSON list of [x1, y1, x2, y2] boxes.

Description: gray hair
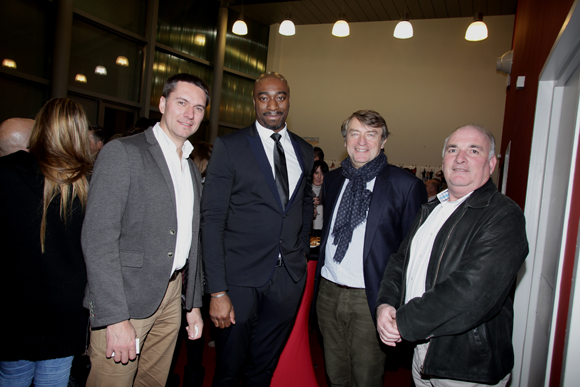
[[442, 124, 496, 161]]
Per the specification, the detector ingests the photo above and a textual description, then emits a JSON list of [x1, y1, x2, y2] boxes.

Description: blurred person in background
[[312, 160, 329, 237], [0, 98, 93, 387], [166, 140, 213, 387], [0, 117, 34, 157], [88, 125, 105, 158], [313, 146, 324, 162]]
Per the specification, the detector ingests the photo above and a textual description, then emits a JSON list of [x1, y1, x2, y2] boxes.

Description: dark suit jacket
[[82, 128, 203, 328], [314, 164, 426, 321], [201, 124, 314, 293]]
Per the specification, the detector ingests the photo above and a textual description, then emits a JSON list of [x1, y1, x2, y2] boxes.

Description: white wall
[[267, 16, 514, 172]]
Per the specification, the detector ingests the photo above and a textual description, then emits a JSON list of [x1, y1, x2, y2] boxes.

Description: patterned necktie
[[271, 132, 289, 210]]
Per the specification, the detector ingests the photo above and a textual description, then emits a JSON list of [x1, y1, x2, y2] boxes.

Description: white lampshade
[[2, 58, 16, 69], [394, 20, 413, 39], [279, 16, 295, 36], [75, 74, 87, 83], [465, 13, 488, 41], [332, 18, 349, 37], [116, 56, 129, 66], [233, 19, 248, 35], [95, 65, 107, 75]]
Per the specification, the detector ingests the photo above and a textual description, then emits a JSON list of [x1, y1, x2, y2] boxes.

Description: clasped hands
[[376, 304, 402, 347]]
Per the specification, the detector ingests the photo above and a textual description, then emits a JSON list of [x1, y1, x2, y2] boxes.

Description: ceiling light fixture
[[465, 12, 488, 41], [95, 65, 107, 75], [2, 59, 17, 69], [332, 13, 349, 37], [394, 13, 413, 39], [116, 56, 129, 66], [279, 13, 296, 36], [233, 1, 248, 36]]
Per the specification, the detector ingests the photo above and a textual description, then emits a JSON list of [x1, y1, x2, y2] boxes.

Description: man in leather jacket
[[376, 124, 528, 386]]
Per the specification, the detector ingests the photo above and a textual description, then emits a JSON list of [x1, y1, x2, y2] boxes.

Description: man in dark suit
[[82, 74, 208, 387], [313, 110, 426, 386], [201, 72, 314, 386]]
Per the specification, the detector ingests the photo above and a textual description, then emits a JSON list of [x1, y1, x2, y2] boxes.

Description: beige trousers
[[86, 275, 182, 387], [412, 343, 511, 387]]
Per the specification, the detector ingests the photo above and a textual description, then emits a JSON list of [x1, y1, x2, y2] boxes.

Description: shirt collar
[[437, 189, 473, 204], [255, 120, 288, 142], [153, 122, 193, 160]]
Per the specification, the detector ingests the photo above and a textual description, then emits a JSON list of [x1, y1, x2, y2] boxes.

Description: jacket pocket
[[120, 251, 144, 268]]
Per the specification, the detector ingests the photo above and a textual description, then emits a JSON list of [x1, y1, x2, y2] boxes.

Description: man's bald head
[[0, 118, 34, 157]]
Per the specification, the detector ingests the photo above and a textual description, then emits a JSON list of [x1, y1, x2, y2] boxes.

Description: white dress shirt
[[153, 123, 195, 278], [405, 189, 472, 303], [321, 177, 377, 288], [255, 121, 301, 200]]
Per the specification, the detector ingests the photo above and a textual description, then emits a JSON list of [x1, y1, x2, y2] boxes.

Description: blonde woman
[[0, 98, 93, 387]]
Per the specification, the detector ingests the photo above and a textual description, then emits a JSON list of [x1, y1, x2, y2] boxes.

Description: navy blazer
[[313, 164, 426, 322], [201, 124, 314, 293]]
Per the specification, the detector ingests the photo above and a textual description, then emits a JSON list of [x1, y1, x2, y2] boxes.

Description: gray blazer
[[82, 127, 203, 329]]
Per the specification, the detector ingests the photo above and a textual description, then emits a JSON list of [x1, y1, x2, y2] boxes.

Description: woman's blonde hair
[[28, 98, 93, 252]]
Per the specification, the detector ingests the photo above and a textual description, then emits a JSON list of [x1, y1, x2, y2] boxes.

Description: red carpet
[[173, 319, 413, 387]]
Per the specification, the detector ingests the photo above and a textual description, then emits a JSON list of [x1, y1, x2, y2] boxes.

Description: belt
[[323, 277, 363, 290], [170, 268, 184, 281]]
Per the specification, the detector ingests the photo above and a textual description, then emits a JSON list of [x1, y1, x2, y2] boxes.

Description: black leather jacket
[[377, 179, 528, 384]]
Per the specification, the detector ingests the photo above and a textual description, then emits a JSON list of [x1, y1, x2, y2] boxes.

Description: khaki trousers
[[412, 343, 511, 387], [86, 275, 182, 387]]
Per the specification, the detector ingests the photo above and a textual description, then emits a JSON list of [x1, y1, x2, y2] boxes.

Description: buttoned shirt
[[255, 121, 301, 200], [321, 177, 377, 288], [405, 189, 472, 303], [153, 123, 195, 278]]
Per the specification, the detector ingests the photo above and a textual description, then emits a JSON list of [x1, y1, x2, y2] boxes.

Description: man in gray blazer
[[82, 73, 208, 387]]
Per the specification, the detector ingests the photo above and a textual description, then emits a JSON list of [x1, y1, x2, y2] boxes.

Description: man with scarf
[[313, 110, 426, 386]]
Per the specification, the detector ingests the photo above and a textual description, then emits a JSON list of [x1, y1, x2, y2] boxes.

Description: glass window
[[0, 77, 49, 122], [0, 0, 53, 79], [69, 19, 143, 102], [157, 0, 218, 62], [150, 50, 213, 108], [68, 93, 99, 125], [225, 10, 268, 78], [74, 0, 147, 36], [220, 72, 255, 127]]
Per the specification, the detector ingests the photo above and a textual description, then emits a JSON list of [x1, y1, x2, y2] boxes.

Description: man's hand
[[209, 293, 236, 329], [106, 320, 137, 364], [376, 304, 401, 347], [186, 308, 203, 340]]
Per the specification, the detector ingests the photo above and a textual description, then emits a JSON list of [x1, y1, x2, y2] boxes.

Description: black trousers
[[212, 265, 306, 387]]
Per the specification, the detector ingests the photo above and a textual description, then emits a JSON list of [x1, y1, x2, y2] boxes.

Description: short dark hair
[[162, 73, 210, 107], [90, 125, 105, 142], [313, 147, 324, 161], [341, 110, 390, 141], [312, 160, 329, 176]]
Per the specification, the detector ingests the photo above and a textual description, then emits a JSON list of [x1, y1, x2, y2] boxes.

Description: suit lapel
[[285, 132, 306, 209], [145, 128, 177, 210], [363, 168, 391, 260], [319, 171, 346, 253]]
